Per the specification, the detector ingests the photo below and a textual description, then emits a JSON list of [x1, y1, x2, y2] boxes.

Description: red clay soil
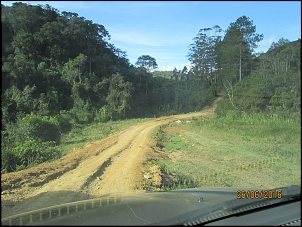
[[1, 98, 221, 218]]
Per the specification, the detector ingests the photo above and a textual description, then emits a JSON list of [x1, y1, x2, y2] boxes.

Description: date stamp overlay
[[236, 189, 283, 199]]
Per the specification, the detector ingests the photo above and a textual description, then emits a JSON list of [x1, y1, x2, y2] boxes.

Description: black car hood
[[1, 186, 300, 226]]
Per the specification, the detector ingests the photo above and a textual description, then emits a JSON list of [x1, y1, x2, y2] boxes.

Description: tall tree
[[105, 73, 134, 119], [188, 25, 222, 95], [219, 16, 263, 83], [135, 55, 158, 95], [135, 55, 158, 72], [61, 53, 87, 85]]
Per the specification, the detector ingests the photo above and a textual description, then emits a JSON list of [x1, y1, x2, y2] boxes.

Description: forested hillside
[[1, 3, 300, 172], [215, 38, 301, 117]]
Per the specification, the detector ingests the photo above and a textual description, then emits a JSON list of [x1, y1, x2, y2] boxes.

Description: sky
[[2, 1, 301, 71]]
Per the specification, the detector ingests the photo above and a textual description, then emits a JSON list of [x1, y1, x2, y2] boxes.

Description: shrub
[[57, 110, 72, 133], [1, 146, 19, 172], [12, 139, 61, 168], [18, 113, 61, 144], [94, 105, 111, 122], [215, 98, 233, 116]]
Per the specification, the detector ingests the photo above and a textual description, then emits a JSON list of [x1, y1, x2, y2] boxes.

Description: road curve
[[1, 98, 221, 218]]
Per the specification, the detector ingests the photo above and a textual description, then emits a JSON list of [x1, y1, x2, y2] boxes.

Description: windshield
[[1, 1, 301, 226]]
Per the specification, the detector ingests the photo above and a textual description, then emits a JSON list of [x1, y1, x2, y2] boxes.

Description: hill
[[215, 39, 301, 118]]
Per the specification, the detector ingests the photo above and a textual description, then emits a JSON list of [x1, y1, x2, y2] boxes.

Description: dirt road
[[1, 98, 220, 218]]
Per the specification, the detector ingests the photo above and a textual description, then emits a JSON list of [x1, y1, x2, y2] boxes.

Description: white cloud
[[157, 66, 175, 71], [257, 36, 276, 52], [157, 63, 192, 72]]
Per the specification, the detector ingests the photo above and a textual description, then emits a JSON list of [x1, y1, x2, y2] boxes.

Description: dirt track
[[1, 98, 221, 218]]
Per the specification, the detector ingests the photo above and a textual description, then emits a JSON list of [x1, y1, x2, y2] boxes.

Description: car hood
[[0, 186, 296, 226]]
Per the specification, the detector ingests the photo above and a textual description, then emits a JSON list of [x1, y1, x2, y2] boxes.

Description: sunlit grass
[[149, 112, 301, 190]]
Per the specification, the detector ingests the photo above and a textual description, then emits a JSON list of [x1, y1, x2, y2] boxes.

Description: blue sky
[[2, 1, 301, 71]]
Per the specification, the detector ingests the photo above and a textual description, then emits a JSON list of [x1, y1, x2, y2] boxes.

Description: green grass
[[57, 118, 154, 155], [149, 112, 301, 191]]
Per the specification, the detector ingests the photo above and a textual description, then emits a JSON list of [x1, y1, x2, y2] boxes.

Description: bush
[[12, 139, 61, 169], [1, 146, 19, 172], [94, 105, 111, 122], [18, 113, 61, 144], [57, 110, 72, 133], [1, 119, 62, 172], [1, 129, 19, 172], [215, 97, 234, 116]]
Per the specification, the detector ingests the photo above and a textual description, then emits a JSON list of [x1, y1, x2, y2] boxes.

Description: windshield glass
[[1, 1, 301, 226]]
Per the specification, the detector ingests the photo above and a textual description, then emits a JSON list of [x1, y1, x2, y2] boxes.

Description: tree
[[216, 16, 263, 109], [219, 16, 263, 83], [104, 73, 134, 120], [135, 55, 158, 95], [188, 25, 222, 95], [268, 38, 290, 51], [215, 39, 300, 116], [135, 55, 158, 72], [62, 53, 87, 85]]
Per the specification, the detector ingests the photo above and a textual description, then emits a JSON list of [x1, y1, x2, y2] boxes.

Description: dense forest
[[1, 3, 300, 172]]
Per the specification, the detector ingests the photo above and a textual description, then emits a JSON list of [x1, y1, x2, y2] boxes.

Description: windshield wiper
[[178, 185, 301, 226]]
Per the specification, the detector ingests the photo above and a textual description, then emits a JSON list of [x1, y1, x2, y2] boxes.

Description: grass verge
[[146, 112, 301, 191]]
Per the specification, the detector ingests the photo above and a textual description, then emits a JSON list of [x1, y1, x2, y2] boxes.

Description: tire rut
[[1, 99, 221, 218], [81, 122, 162, 193]]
